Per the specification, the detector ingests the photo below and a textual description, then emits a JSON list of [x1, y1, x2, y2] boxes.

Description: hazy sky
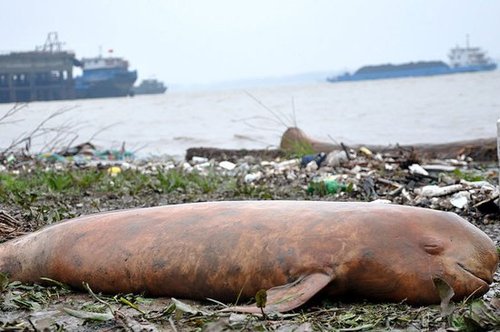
[[1, 0, 499, 85]]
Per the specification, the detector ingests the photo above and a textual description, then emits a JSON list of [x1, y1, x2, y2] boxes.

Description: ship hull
[[132, 86, 167, 95], [329, 63, 497, 82], [75, 70, 137, 98], [131, 79, 167, 96]]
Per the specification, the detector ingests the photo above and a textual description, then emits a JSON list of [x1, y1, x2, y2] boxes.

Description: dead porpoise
[[0, 201, 497, 313]]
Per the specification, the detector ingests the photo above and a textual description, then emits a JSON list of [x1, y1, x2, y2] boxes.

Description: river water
[[1, 71, 499, 159]]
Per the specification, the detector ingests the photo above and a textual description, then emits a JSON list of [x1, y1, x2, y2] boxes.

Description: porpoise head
[[342, 207, 498, 304]]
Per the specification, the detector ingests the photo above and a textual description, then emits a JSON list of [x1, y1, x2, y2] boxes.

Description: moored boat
[[75, 55, 137, 98], [132, 79, 167, 95]]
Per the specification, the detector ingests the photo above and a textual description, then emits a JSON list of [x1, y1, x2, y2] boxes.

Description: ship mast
[[36, 32, 64, 53]]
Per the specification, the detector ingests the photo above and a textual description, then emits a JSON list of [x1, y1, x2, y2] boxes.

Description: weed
[[233, 181, 274, 199], [71, 170, 104, 190], [43, 171, 74, 192], [453, 169, 484, 182], [0, 277, 71, 312], [285, 140, 315, 158], [155, 169, 188, 193]]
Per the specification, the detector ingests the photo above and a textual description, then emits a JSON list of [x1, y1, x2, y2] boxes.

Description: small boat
[[131, 79, 167, 95]]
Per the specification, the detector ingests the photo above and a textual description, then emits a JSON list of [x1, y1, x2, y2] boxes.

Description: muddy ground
[[0, 146, 499, 331]]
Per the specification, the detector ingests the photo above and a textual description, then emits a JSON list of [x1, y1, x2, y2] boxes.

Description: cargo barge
[[328, 38, 497, 82]]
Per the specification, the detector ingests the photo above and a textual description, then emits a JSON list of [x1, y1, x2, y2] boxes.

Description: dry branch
[[1, 106, 77, 156], [0, 104, 27, 126]]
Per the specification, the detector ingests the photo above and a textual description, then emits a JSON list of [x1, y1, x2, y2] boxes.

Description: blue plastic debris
[[300, 152, 326, 168]]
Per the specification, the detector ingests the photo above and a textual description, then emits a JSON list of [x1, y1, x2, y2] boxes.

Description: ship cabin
[[81, 57, 130, 72], [448, 46, 491, 68]]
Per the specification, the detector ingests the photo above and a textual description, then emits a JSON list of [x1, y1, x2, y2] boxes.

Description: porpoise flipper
[[225, 272, 334, 314]]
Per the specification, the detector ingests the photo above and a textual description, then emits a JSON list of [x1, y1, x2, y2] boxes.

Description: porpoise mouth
[[457, 262, 492, 285]]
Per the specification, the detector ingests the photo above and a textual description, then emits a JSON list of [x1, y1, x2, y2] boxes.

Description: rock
[[449, 191, 471, 209]]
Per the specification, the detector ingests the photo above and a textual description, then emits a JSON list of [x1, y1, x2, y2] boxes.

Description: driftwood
[[186, 127, 496, 162], [280, 127, 497, 162]]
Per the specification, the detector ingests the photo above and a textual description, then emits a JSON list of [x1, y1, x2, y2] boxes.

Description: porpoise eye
[[423, 243, 444, 255]]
